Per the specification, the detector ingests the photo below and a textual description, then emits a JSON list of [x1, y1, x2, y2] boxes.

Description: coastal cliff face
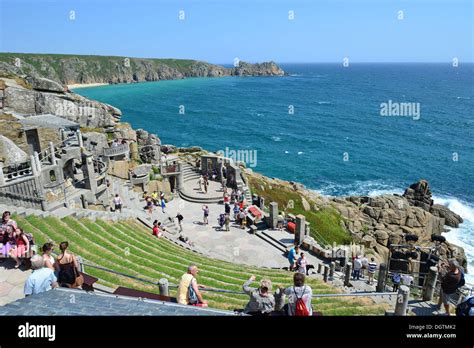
[[0, 53, 285, 86]]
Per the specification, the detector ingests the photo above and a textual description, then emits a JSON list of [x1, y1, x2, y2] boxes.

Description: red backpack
[[294, 286, 310, 316]]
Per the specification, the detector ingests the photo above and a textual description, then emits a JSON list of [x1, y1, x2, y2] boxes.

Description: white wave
[[256, 113, 264, 116], [315, 180, 403, 197], [317, 101, 331, 105], [284, 151, 289, 154], [271, 136, 281, 142], [297, 151, 303, 155], [456, 96, 471, 100]]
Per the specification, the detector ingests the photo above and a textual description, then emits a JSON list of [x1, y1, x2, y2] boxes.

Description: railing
[[103, 143, 129, 157]]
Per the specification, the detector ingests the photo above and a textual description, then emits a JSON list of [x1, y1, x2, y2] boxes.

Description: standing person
[[218, 214, 225, 230], [175, 213, 184, 232], [160, 197, 166, 214], [367, 257, 377, 285], [287, 245, 300, 271], [10, 228, 29, 268], [437, 259, 463, 316], [197, 176, 203, 192], [392, 273, 401, 292], [283, 272, 313, 316], [352, 255, 362, 280], [0, 224, 15, 261], [239, 209, 246, 229], [223, 193, 230, 205], [1, 211, 17, 231], [224, 213, 231, 232], [225, 203, 231, 215], [55, 242, 81, 288], [24, 255, 58, 296], [296, 252, 308, 275], [146, 196, 153, 215], [177, 265, 208, 306], [231, 190, 237, 203], [113, 194, 123, 213], [151, 191, 159, 206], [242, 275, 275, 315], [233, 203, 240, 221], [41, 242, 56, 272], [203, 179, 208, 193], [202, 205, 209, 225]]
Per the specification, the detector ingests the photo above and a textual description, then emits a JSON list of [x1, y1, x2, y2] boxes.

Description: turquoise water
[[76, 63, 474, 281]]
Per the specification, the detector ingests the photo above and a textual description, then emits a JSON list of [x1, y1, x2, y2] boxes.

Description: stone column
[[422, 266, 438, 301], [305, 221, 311, 237], [269, 202, 278, 229], [30, 155, 38, 176], [394, 285, 410, 316], [329, 262, 335, 280], [130, 142, 139, 161], [317, 263, 322, 274], [259, 196, 265, 211], [0, 165, 5, 186], [49, 142, 57, 165], [33, 152, 41, 175], [295, 214, 306, 246], [158, 278, 169, 296], [176, 163, 183, 191], [83, 155, 98, 194], [376, 263, 387, 292], [323, 265, 329, 282], [77, 130, 84, 148], [344, 263, 352, 286]]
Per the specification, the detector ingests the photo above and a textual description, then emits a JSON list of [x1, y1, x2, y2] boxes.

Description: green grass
[[12, 213, 386, 315], [248, 176, 352, 245]]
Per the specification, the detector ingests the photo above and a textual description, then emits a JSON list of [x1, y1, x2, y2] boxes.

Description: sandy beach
[[68, 82, 109, 89]]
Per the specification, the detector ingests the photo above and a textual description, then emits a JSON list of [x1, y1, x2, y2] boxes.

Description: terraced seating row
[[13, 214, 388, 315]]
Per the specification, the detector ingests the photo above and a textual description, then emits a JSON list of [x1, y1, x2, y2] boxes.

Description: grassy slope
[[13, 214, 386, 315], [248, 175, 352, 245]]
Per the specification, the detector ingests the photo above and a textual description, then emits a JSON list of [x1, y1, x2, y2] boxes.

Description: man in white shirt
[[24, 255, 58, 296], [401, 274, 414, 286]]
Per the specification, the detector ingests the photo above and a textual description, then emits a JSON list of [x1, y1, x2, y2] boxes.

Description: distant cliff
[[0, 53, 285, 86]]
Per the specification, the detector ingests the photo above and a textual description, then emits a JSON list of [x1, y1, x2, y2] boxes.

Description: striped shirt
[[368, 262, 377, 274]]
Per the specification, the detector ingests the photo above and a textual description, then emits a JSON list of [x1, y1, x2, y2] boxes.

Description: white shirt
[[353, 258, 362, 270], [401, 274, 414, 285]]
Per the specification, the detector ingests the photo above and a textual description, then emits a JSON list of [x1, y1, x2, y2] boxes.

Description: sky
[[0, 0, 472, 64]]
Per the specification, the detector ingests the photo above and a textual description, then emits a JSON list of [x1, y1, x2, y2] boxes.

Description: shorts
[[11, 244, 26, 258], [441, 289, 456, 306], [115, 204, 122, 210]]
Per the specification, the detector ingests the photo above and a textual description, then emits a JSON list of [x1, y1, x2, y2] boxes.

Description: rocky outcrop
[[403, 179, 463, 227], [0, 54, 285, 86], [136, 129, 161, 163], [0, 135, 28, 165], [2, 77, 121, 128]]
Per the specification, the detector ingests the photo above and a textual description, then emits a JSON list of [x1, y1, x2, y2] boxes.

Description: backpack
[[188, 278, 198, 305], [455, 296, 474, 316], [294, 286, 310, 316], [24, 232, 35, 245]]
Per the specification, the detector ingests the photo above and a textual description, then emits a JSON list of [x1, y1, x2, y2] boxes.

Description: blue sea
[[76, 63, 474, 282]]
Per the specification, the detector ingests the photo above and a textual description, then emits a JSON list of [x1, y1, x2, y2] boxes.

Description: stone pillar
[[130, 142, 139, 161], [323, 265, 329, 282], [49, 142, 57, 165], [0, 165, 5, 186], [269, 202, 278, 229], [317, 263, 322, 274], [77, 130, 84, 148], [295, 214, 306, 246], [329, 262, 335, 280], [259, 196, 265, 211], [394, 285, 410, 316], [158, 278, 169, 296], [34, 151, 41, 173], [76, 256, 84, 272], [60, 128, 65, 142], [422, 266, 438, 301], [274, 288, 286, 312], [305, 221, 311, 237], [83, 155, 98, 194], [176, 163, 183, 191], [344, 263, 352, 286], [80, 194, 88, 209], [376, 263, 387, 293]]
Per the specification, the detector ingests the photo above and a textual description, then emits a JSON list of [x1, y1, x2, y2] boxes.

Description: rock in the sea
[[403, 179, 433, 211], [430, 204, 463, 228]]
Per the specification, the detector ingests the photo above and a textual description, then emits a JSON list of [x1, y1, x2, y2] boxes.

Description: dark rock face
[[430, 204, 463, 228], [136, 129, 161, 163], [403, 179, 433, 211]]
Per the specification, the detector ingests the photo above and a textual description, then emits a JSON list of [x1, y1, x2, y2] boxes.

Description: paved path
[[0, 259, 31, 306]]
